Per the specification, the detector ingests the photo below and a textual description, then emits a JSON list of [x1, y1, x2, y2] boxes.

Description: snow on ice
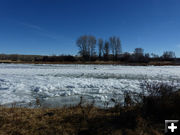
[[0, 64, 180, 107]]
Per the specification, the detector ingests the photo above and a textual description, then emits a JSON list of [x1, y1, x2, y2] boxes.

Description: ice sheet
[[0, 64, 180, 106]]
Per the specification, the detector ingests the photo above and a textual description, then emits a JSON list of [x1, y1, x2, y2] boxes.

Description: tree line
[[0, 35, 178, 63], [76, 35, 122, 61], [76, 35, 177, 62]]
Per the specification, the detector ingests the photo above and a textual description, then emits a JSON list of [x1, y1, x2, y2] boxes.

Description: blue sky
[[0, 0, 180, 56]]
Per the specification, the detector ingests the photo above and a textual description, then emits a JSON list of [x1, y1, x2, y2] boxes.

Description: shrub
[[140, 81, 180, 121]]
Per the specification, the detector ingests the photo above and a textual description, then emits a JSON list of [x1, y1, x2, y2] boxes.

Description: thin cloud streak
[[20, 22, 42, 31], [19, 21, 58, 40]]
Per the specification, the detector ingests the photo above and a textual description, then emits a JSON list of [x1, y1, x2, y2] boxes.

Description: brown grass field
[[0, 105, 164, 135]]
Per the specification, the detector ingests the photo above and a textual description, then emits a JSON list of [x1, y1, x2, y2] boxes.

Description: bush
[[140, 81, 180, 121]]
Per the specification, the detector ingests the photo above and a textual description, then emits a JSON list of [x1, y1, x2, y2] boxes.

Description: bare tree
[[109, 36, 116, 57], [76, 35, 96, 60], [98, 38, 103, 58], [76, 35, 89, 59], [162, 51, 176, 59], [109, 36, 122, 60], [88, 36, 96, 57], [104, 41, 109, 60], [115, 37, 122, 58], [134, 48, 144, 56]]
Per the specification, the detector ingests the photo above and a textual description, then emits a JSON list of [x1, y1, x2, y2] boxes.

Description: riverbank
[[0, 103, 163, 135], [0, 85, 179, 135], [1, 60, 180, 66]]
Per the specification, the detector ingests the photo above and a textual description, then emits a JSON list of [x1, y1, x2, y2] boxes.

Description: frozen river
[[0, 64, 180, 107]]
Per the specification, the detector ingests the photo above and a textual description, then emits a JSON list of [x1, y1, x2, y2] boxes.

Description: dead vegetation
[[0, 105, 164, 135]]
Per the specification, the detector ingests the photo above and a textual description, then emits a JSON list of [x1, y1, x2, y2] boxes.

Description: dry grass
[[0, 104, 163, 135]]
